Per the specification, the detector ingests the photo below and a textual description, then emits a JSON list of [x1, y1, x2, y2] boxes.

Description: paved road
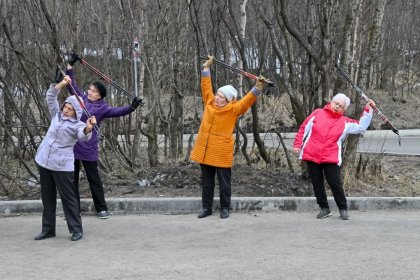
[[1, 210, 419, 280], [358, 135, 419, 155], [114, 129, 420, 155], [243, 130, 420, 156]]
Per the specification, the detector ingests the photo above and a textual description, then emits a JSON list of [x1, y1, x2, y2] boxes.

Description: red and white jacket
[[293, 103, 373, 166]]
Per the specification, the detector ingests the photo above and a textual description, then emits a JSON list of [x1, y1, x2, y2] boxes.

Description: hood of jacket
[[62, 95, 84, 121]]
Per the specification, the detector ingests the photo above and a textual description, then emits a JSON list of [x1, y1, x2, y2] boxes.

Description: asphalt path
[[358, 135, 419, 155], [24, 129, 419, 155], [1, 210, 419, 280], [242, 130, 420, 156]]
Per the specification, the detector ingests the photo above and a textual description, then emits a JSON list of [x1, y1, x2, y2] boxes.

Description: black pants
[[307, 161, 348, 210], [74, 160, 107, 213], [200, 164, 231, 210], [39, 166, 83, 234]]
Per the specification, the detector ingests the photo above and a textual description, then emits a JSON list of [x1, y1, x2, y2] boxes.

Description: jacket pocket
[[58, 154, 73, 166]]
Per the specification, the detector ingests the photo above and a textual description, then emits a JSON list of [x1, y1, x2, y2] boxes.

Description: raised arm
[[46, 76, 71, 116], [232, 75, 267, 116], [201, 55, 215, 104], [346, 100, 375, 134], [65, 64, 85, 97]]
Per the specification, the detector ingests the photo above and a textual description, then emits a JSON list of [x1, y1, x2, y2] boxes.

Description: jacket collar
[[324, 103, 344, 118]]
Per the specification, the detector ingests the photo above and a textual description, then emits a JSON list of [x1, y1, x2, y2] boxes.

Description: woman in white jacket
[[34, 75, 96, 241]]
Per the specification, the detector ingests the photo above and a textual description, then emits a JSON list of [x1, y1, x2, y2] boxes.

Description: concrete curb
[[1, 197, 420, 216]]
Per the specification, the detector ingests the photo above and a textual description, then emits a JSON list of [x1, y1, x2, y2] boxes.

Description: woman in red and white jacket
[[293, 93, 375, 220]]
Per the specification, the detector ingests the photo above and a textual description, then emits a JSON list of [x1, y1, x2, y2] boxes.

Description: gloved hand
[[54, 67, 63, 83], [203, 55, 214, 68], [65, 52, 80, 66], [130, 97, 144, 111], [255, 75, 267, 91]]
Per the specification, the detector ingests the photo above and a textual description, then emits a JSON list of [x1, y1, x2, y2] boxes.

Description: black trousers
[[74, 160, 107, 213], [39, 166, 83, 234], [200, 164, 232, 210], [307, 161, 348, 210]]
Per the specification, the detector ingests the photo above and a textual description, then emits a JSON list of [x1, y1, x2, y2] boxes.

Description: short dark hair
[[92, 81, 107, 98]]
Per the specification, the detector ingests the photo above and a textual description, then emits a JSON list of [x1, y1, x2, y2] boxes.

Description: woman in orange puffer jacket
[[191, 55, 267, 219]]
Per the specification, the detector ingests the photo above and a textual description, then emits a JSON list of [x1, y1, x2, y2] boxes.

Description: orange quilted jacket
[[190, 72, 258, 168]]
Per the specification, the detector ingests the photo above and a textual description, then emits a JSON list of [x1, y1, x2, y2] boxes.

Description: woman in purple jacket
[[34, 75, 96, 241], [66, 60, 142, 219]]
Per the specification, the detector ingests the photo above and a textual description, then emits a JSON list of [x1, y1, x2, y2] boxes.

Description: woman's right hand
[[62, 75, 71, 85], [84, 116, 96, 135], [54, 75, 71, 89], [292, 147, 301, 156]]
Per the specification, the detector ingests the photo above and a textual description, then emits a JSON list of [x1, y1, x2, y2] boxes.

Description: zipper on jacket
[[45, 119, 63, 167]]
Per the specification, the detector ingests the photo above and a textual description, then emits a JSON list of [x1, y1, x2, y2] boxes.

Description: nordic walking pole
[[63, 52, 144, 105], [200, 55, 275, 86], [133, 38, 140, 98], [335, 63, 401, 145], [79, 58, 136, 99], [56, 64, 102, 137]]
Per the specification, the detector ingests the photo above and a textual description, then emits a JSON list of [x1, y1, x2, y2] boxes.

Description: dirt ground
[[77, 155, 420, 200], [3, 154, 418, 201]]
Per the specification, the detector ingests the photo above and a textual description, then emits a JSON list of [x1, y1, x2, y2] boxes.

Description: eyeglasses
[[332, 100, 345, 110]]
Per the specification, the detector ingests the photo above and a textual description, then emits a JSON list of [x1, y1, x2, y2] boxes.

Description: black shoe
[[197, 209, 212, 218], [220, 209, 229, 219], [339, 209, 351, 220], [316, 208, 332, 219], [34, 231, 56, 240], [71, 232, 83, 241]]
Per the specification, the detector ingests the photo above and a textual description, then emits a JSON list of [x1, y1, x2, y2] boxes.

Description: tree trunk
[[259, 5, 305, 126], [343, 0, 387, 178], [361, 0, 386, 90], [146, 109, 159, 167], [169, 59, 184, 160]]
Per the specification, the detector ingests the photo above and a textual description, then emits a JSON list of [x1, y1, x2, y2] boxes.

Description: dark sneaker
[[220, 209, 229, 219], [71, 232, 83, 241], [97, 211, 110, 219], [316, 208, 332, 219], [339, 209, 351, 220]]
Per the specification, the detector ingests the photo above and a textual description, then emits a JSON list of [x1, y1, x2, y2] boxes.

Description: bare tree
[[0, 0, 418, 197]]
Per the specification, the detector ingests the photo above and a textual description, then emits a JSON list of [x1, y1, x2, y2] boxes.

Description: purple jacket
[[66, 69, 133, 161], [35, 85, 91, 171]]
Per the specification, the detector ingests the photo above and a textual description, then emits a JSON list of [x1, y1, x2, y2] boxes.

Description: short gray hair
[[332, 93, 351, 109]]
